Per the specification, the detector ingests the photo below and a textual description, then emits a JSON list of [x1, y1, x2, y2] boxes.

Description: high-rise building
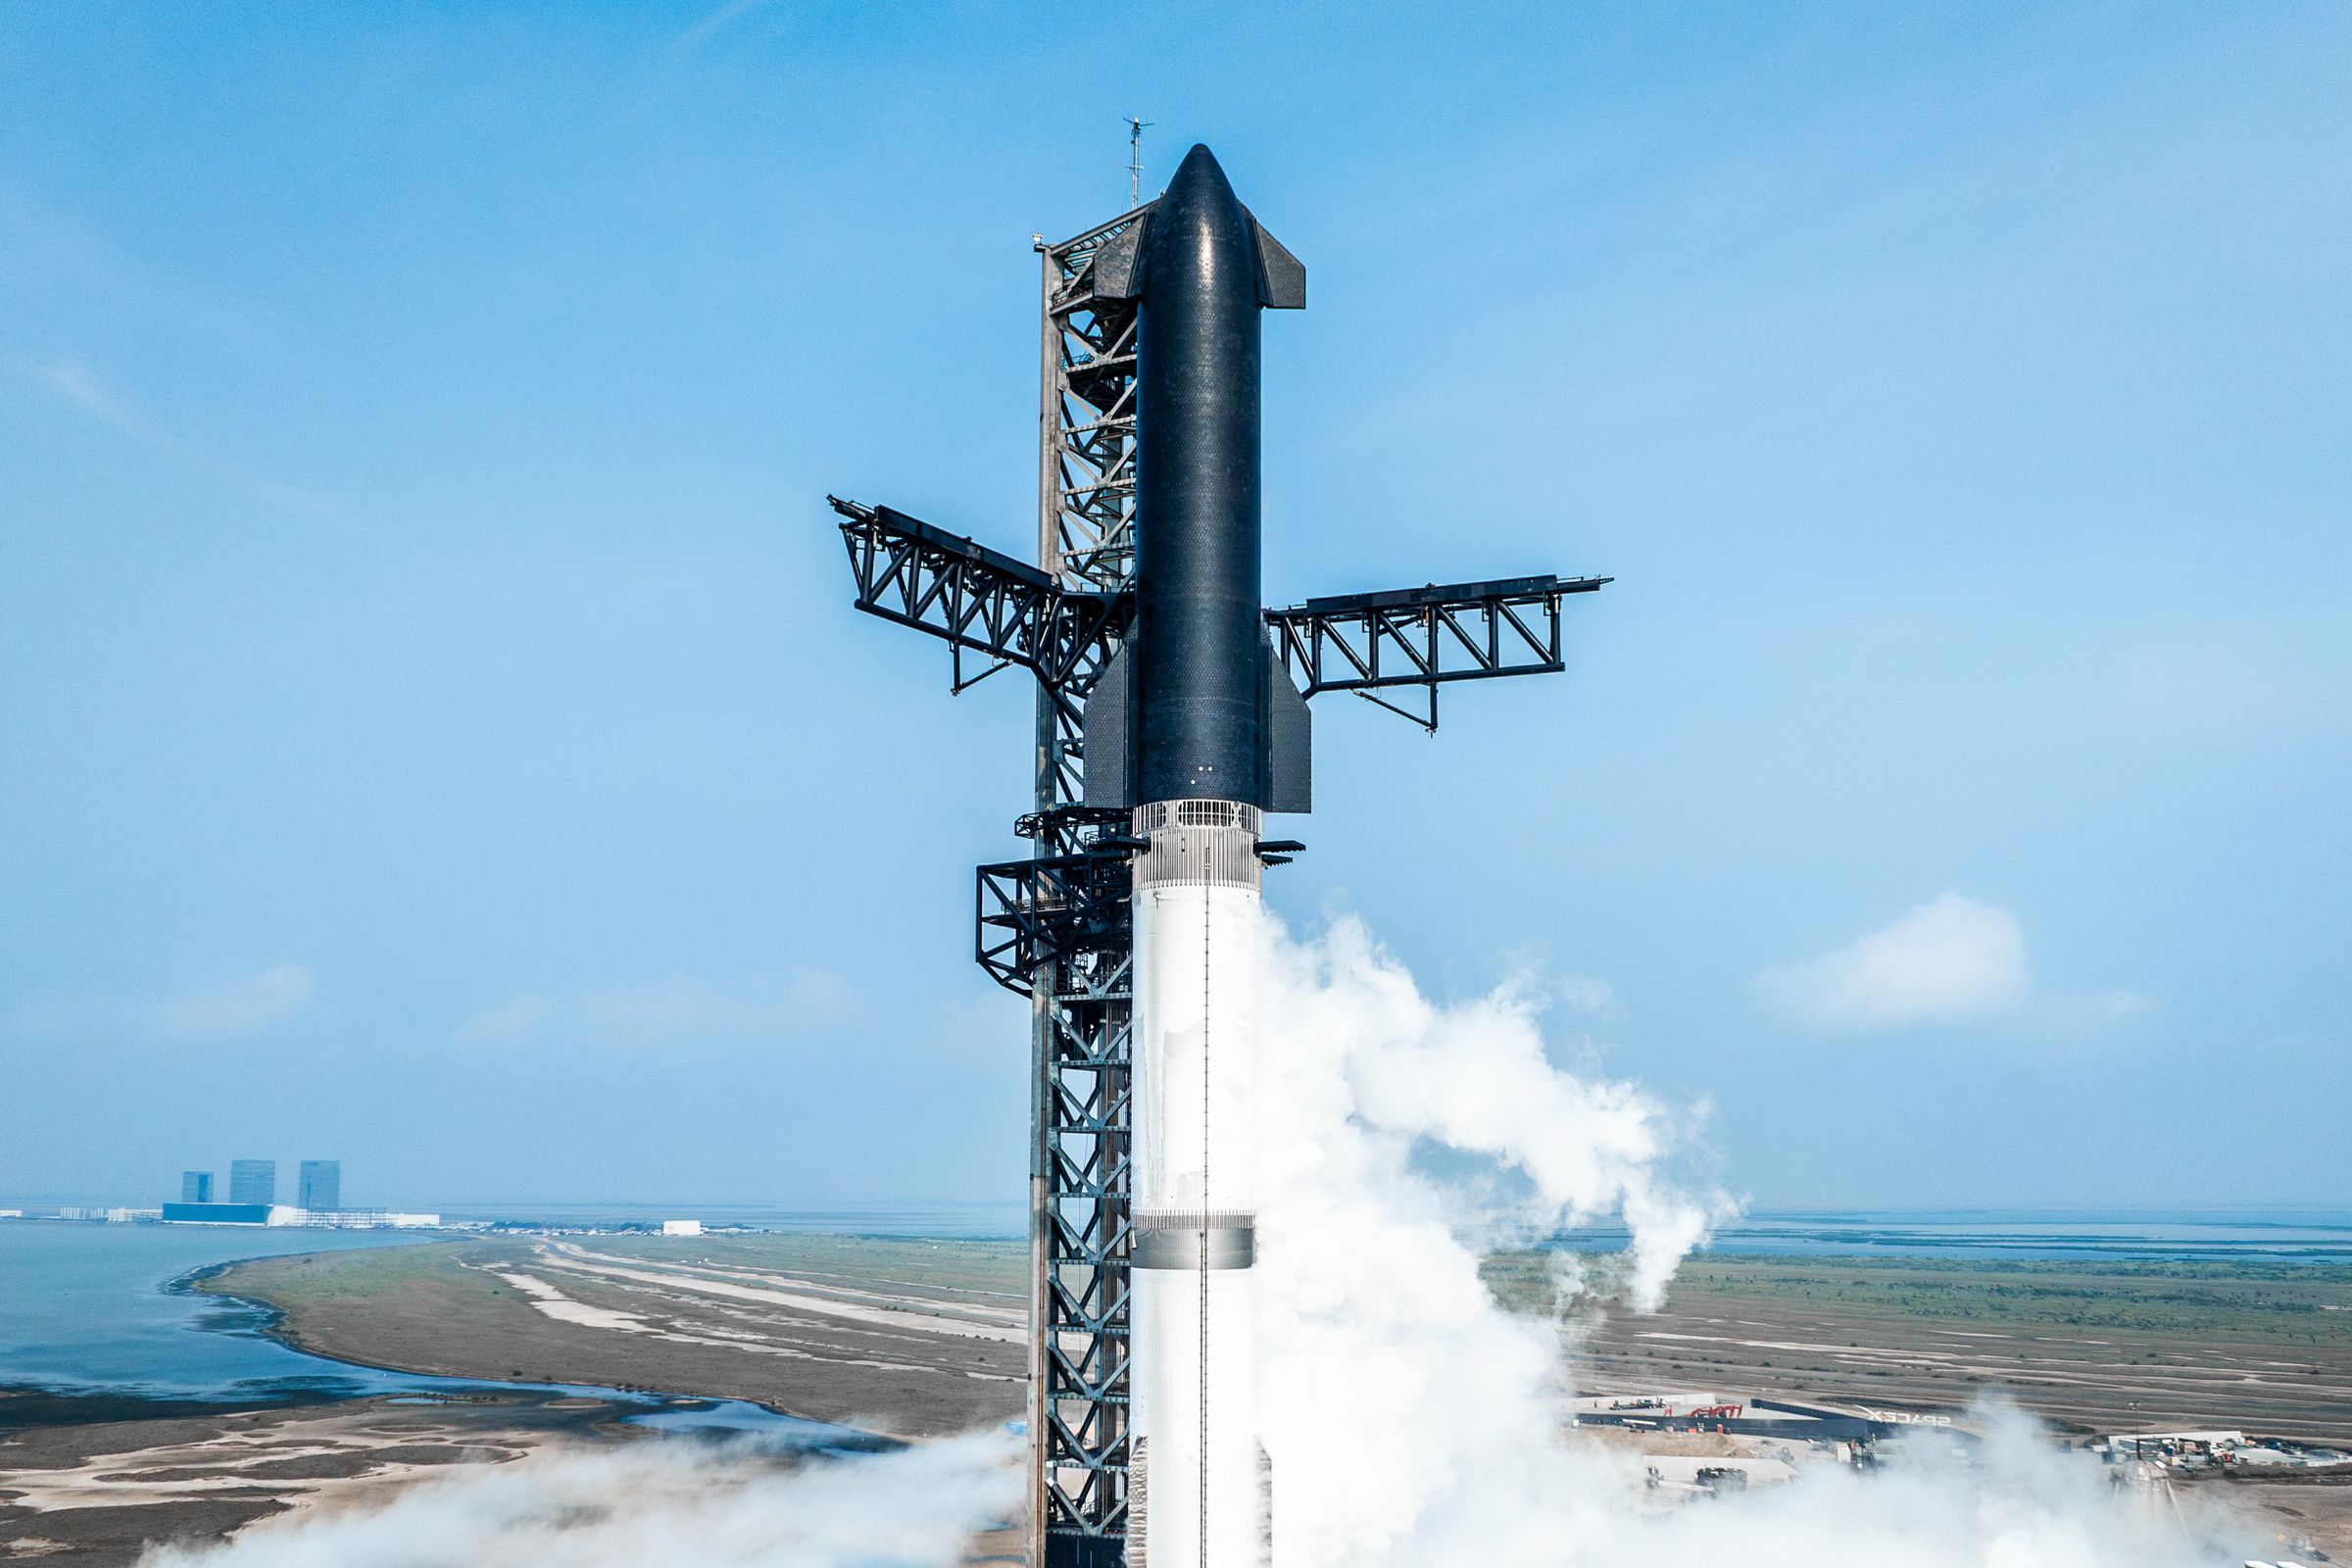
[[180, 1170, 215, 1202], [229, 1159, 276, 1206], [297, 1159, 341, 1212]]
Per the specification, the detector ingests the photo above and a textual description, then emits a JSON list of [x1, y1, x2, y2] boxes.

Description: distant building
[[181, 1170, 216, 1203], [298, 1159, 341, 1212], [159, 1202, 436, 1229], [2102, 1430, 2246, 1455], [229, 1159, 276, 1206], [662, 1218, 705, 1237], [162, 1201, 272, 1224], [291, 1209, 440, 1229]]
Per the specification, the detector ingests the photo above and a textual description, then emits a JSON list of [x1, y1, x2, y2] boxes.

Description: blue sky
[[3, 2, 2345, 1212]]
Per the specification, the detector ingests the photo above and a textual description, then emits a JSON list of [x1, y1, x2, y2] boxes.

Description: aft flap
[[1082, 641, 1136, 809], [1262, 636, 1312, 813]]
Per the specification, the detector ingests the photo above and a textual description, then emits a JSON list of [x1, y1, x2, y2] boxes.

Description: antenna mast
[[1125, 117, 1153, 207]]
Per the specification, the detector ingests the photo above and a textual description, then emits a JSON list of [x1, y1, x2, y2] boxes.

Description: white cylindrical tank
[[1129, 799, 1268, 1568]]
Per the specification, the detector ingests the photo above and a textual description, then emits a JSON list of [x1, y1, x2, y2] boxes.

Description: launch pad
[[829, 147, 1607, 1568]]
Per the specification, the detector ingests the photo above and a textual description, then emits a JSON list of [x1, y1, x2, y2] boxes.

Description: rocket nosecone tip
[[1163, 142, 1240, 214]]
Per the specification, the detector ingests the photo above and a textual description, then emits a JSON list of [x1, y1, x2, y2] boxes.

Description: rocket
[[1081, 143, 1307, 1568], [827, 130, 1603, 1568], [826, 135, 1602, 1568]]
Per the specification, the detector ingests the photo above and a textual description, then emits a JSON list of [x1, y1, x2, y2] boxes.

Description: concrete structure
[[159, 1201, 436, 1229], [1576, 1394, 1905, 1445], [288, 1208, 441, 1229], [161, 1201, 270, 1224], [180, 1170, 215, 1203], [2103, 1430, 2247, 1454], [228, 1159, 276, 1206], [298, 1159, 341, 1212], [661, 1218, 705, 1237]]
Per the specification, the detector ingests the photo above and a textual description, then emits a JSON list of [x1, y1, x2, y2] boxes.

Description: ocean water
[[0, 1222, 443, 1400]]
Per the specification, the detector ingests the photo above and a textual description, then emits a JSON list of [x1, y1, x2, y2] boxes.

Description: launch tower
[[828, 145, 1607, 1568]]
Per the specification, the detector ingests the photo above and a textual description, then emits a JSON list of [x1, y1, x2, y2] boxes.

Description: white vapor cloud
[[455, 969, 856, 1051], [1254, 914, 2241, 1568], [153, 964, 318, 1041], [1757, 892, 2031, 1032], [138, 1430, 1020, 1568]]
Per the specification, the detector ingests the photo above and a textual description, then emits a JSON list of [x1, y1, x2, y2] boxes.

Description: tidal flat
[[194, 1234, 1030, 1442], [0, 1388, 647, 1567]]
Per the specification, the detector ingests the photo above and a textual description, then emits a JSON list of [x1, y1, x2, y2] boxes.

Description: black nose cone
[[1167, 143, 1237, 205], [1148, 144, 1253, 286]]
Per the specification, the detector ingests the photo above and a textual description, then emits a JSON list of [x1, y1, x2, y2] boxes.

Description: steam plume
[[139, 1431, 1018, 1568], [1251, 911, 2244, 1567]]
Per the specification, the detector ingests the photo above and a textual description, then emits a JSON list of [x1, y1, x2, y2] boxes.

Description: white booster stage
[[1128, 799, 1267, 1568]]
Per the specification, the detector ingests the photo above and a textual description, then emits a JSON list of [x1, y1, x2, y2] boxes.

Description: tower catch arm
[[1266, 571, 1611, 731], [828, 496, 1131, 698]]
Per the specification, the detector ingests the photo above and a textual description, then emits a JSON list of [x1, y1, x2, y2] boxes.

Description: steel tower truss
[[825, 205, 1609, 1568], [1025, 210, 1146, 1568]]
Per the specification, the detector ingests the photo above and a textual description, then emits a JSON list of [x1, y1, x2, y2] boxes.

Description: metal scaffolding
[[1026, 206, 1151, 1568]]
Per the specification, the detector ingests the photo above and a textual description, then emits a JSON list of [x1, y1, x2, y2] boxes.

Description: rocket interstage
[[826, 140, 1606, 1568]]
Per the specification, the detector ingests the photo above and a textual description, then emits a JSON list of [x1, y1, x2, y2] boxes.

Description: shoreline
[[171, 1252, 916, 1446], [0, 1252, 888, 1448], [164, 1237, 1029, 1442]]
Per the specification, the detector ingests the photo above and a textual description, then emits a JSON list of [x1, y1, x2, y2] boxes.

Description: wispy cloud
[[153, 964, 318, 1040], [7, 963, 320, 1044], [33, 356, 141, 426], [1755, 893, 2156, 1041], [2037, 988, 2160, 1038], [4, 997, 98, 1041], [455, 969, 855, 1051], [676, 0, 781, 50], [1553, 976, 1618, 1015], [11, 353, 341, 523], [1756, 893, 2031, 1032]]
